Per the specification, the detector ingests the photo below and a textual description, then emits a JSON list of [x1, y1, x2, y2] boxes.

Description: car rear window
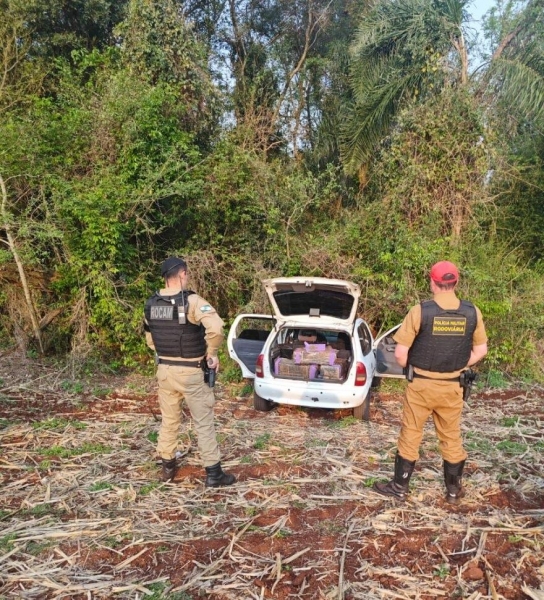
[[273, 289, 354, 319]]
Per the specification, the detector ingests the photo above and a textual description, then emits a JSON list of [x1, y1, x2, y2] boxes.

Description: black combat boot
[[161, 458, 177, 482], [373, 452, 416, 500], [205, 462, 236, 487], [444, 459, 466, 504]]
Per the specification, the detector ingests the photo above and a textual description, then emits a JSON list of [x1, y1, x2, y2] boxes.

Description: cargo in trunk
[[270, 328, 352, 383], [274, 358, 318, 379]]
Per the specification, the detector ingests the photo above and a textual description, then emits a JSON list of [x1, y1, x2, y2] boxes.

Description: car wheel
[[253, 392, 275, 412], [371, 376, 382, 389], [353, 391, 371, 421]]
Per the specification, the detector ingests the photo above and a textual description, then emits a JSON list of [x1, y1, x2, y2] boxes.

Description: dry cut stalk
[[0, 359, 542, 600]]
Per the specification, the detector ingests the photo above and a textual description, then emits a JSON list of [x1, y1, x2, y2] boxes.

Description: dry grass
[[0, 356, 543, 599]]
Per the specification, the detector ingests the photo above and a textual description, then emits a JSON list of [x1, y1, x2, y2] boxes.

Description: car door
[[373, 325, 405, 379], [355, 318, 377, 379], [227, 315, 276, 378]]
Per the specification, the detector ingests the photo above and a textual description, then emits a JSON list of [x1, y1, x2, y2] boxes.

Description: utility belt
[[157, 358, 203, 368], [155, 356, 216, 388], [413, 372, 459, 382], [405, 364, 459, 383], [405, 365, 479, 402]]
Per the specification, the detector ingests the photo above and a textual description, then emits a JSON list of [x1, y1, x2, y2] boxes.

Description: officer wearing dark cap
[[374, 261, 487, 504], [144, 257, 235, 487]]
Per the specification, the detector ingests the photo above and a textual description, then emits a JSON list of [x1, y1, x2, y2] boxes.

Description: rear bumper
[[254, 378, 369, 410]]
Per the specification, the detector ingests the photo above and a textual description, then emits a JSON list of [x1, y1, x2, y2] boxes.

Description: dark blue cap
[[160, 256, 187, 277]]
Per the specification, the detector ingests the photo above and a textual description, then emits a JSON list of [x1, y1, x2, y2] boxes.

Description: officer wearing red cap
[[144, 256, 235, 487], [374, 261, 487, 504]]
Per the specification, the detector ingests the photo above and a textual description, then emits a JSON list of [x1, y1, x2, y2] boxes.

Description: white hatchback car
[[227, 277, 403, 420]]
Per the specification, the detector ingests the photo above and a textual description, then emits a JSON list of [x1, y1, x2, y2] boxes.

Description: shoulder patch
[[200, 305, 213, 312]]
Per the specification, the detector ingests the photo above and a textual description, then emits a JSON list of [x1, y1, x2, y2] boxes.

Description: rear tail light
[[255, 354, 264, 378], [355, 362, 367, 386]]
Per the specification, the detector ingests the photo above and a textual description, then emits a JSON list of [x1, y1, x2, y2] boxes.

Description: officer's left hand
[[207, 356, 219, 372]]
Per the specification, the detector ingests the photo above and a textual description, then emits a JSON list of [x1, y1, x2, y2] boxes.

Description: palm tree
[[342, 0, 544, 173], [483, 0, 544, 127], [342, 0, 469, 172]]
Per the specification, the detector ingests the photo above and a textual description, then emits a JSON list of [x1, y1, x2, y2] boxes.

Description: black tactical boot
[[444, 459, 466, 504], [161, 458, 177, 482], [373, 452, 416, 500], [205, 462, 236, 487]]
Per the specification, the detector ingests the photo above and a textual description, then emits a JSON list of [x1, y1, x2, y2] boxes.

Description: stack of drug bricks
[[274, 342, 348, 381]]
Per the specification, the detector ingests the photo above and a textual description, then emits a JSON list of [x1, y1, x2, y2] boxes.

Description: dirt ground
[[0, 355, 543, 600]]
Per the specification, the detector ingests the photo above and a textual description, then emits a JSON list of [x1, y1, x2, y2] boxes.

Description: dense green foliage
[[343, 0, 469, 170], [0, 0, 543, 380]]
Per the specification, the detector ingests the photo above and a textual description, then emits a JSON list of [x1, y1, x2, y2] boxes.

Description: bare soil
[[0, 355, 543, 600]]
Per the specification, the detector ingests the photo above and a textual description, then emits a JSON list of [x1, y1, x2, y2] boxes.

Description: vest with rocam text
[[144, 291, 207, 358]]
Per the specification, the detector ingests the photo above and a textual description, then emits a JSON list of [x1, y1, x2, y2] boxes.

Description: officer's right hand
[[207, 356, 219, 371]]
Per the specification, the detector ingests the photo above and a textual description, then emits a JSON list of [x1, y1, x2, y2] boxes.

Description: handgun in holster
[[459, 369, 478, 402], [202, 360, 216, 388], [404, 364, 414, 382]]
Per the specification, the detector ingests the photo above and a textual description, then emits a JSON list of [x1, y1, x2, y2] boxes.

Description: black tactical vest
[[144, 291, 207, 358], [408, 300, 477, 372]]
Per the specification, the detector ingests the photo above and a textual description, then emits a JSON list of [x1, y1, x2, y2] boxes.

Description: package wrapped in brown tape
[[275, 357, 318, 379], [293, 347, 338, 365], [320, 364, 345, 380]]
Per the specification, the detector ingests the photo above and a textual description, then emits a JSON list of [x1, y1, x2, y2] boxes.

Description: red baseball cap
[[430, 261, 459, 284]]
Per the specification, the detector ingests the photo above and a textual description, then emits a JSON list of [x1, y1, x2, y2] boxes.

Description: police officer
[[374, 261, 487, 503], [144, 257, 235, 487]]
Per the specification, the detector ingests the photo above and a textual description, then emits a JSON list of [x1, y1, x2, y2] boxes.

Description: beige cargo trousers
[[397, 377, 468, 464], [156, 364, 220, 467]]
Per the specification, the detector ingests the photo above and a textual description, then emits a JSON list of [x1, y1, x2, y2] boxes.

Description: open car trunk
[[269, 327, 352, 383]]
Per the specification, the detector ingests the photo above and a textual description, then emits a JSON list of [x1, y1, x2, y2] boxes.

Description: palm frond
[[488, 56, 544, 121], [343, 0, 468, 170], [341, 70, 424, 170]]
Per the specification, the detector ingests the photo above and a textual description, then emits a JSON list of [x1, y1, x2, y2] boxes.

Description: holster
[[460, 369, 478, 402], [202, 360, 216, 388]]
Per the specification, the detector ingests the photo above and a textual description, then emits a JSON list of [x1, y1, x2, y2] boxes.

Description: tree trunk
[[453, 31, 468, 86], [0, 173, 44, 355]]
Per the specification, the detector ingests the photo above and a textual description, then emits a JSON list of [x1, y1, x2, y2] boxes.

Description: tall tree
[[0, 1, 46, 111], [482, 0, 544, 260], [343, 0, 544, 172], [482, 0, 544, 125], [10, 0, 128, 59], [342, 0, 470, 172], [0, 0, 222, 356], [216, 0, 358, 156]]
